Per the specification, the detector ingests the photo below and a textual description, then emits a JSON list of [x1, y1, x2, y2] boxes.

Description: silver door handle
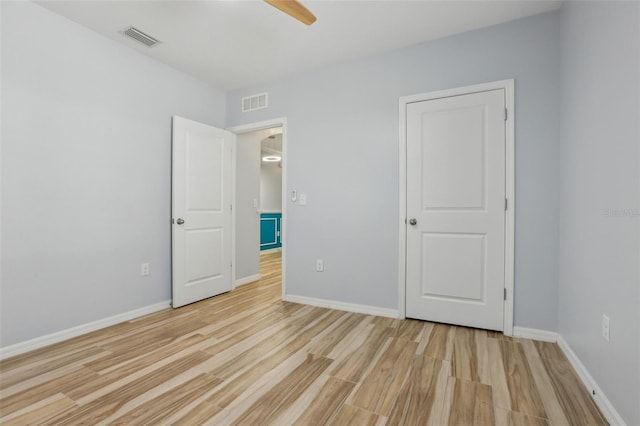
[[176, 218, 185, 225], [409, 218, 417, 226]]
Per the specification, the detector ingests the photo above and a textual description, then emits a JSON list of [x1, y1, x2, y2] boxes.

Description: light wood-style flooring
[[0, 251, 607, 425]]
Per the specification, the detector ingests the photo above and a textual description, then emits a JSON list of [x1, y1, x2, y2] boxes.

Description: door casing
[[398, 80, 515, 335]]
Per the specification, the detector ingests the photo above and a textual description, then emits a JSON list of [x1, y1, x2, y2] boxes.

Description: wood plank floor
[[0, 251, 607, 425]]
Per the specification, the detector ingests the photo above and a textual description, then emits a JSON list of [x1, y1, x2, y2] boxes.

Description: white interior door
[[405, 89, 506, 331], [172, 116, 234, 308]]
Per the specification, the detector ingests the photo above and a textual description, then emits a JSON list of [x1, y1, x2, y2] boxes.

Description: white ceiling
[[262, 133, 283, 156], [37, 0, 562, 91]]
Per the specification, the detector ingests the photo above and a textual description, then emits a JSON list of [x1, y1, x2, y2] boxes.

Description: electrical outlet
[[299, 194, 307, 205], [141, 263, 150, 277], [316, 259, 324, 272], [602, 314, 610, 342]]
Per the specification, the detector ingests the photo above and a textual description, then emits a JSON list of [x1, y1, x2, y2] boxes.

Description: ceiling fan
[[264, 0, 317, 25]]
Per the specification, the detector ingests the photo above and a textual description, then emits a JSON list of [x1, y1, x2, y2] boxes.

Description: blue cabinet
[[260, 213, 281, 251]]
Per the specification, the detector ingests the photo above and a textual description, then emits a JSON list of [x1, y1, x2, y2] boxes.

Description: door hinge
[[505, 198, 508, 211], [504, 108, 508, 121], [230, 204, 233, 211], [504, 288, 507, 300]]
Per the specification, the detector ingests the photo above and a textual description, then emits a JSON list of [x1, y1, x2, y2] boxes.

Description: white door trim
[[228, 118, 288, 297], [398, 79, 515, 335]]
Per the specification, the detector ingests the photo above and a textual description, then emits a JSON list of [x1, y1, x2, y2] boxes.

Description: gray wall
[[558, 2, 640, 424], [227, 12, 561, 330], [260, 162, 282, 213], [0, 1, 226, 347], [235, 130, 266, 280]]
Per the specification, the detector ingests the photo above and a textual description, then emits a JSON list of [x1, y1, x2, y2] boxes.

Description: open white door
[[172, 116, 234, 308], [405, 89, 506, 331]]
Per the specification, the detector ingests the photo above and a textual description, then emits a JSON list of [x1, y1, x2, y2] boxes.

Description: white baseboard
[[283, 294, 398, 319], [512, 326, 558, 342], [0, 300, 171, 360], [511, 327, 625, 425], [556, 335, 626, 426], [235, 274, 261, 287]]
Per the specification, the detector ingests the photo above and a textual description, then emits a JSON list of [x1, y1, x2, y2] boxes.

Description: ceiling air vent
[[242, 93, 268, 112], [123, 26, 161, 48]]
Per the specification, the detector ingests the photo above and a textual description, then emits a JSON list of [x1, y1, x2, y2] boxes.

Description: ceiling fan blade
[[264, 0, 317, 25]]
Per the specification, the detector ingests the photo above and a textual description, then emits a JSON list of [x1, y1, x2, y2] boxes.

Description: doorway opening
[[231, 118, 288, 299], [259, 130, 283, 253]]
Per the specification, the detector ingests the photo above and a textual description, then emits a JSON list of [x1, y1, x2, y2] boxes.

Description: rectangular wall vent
[[123, 26, 161, 48], [242, 93, 268, 112]]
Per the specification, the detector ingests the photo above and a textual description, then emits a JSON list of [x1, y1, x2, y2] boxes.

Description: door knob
[[176, 218, 185, 225], [408, 218, 417, 226]]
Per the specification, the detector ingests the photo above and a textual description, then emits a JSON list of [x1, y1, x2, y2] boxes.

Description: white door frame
[[228, 117, 288, 297], [398, 80, 515, 335]]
